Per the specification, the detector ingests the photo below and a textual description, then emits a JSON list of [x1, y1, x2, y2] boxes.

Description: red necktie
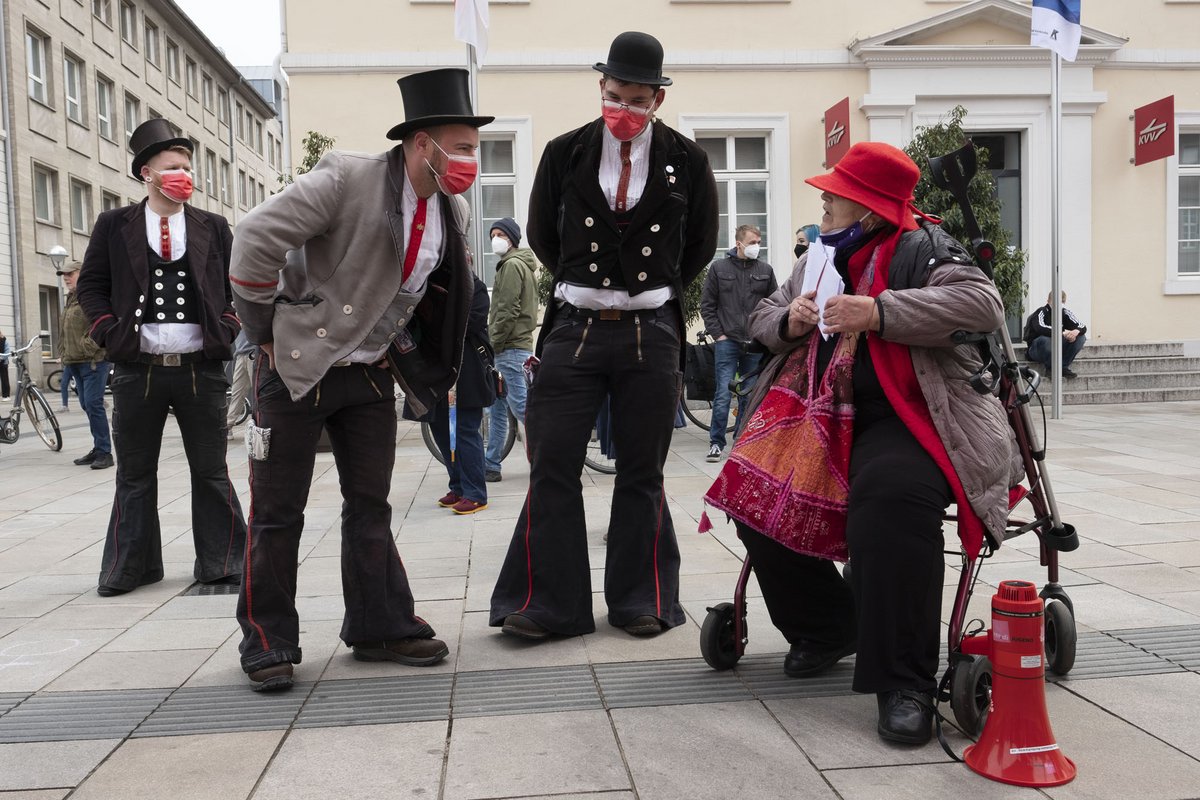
[[402, 196, 428, 285], [159, 216, 171, 260], [615, 141, 633, 212]]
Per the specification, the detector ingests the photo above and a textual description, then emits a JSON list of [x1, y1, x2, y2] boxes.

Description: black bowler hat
[[593, 31, 672, 87], [129, 119, 192, 180], [386, 68, 495, 142]]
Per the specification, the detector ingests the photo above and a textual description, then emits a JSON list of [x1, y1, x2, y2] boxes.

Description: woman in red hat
[[704, 141, 1017, 745]]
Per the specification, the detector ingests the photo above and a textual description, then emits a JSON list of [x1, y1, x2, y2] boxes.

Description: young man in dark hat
[[489, 32, 718, 641], [77, 119, 247, 598], [228, 68, 492, 691]]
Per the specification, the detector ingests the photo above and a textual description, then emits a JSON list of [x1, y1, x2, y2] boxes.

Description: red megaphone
[[964, 580, 1076, 787]]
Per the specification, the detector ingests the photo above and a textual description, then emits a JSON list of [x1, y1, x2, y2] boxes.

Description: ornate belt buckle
[[599, 309, 621, 321], [163, 353, 182, 367]]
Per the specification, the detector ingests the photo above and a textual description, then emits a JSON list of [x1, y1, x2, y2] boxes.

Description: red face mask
[[427, 140, 478, 195], [602, 98, 654, 142], [147, 167, 194, 204]]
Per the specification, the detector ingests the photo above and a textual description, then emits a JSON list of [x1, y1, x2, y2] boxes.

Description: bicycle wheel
[[234, 397, 252, 426], [422, 408, 516, 466], [23, 387, 62, 451], [583, 425, 617, 474], [46, 369, 63, 393], [681, 398, 737, 434]]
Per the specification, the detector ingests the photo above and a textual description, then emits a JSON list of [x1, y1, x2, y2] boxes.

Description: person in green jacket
[[57, 262, 114, 469], [485, 217, 539, 482]]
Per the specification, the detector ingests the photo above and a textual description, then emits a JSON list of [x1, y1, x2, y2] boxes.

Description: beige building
[[280, 0, 1200, 346], [2, 0, 286, 374]]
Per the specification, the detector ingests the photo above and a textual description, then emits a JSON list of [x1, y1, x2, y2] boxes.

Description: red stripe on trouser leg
[[653, 485, 665, 617]]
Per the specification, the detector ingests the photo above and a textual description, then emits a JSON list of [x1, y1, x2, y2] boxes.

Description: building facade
[[280, 0, 1200, 346], [2, 0, 287, 373]]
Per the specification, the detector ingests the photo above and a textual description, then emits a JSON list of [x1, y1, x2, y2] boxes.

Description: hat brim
[[592, 64, 672, 87], [804, 172, 917, 231], [131, 137, 194, 180], [386, 115, 496, 142]]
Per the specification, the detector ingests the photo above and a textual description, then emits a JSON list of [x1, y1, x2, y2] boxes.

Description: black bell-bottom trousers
[[236, 362, 434, 673], [489, 305, 686, 635], [741, 414, 951, 694], [99, 360, 246, 591]]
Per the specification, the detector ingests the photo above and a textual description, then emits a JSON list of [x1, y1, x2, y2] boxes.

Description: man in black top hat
[[76, 119, 247, 597], [228, 68, 492, 691], [489, 32, 718, 640]]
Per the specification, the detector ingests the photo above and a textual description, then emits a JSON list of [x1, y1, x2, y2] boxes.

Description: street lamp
[[48, 244, 69, 273]]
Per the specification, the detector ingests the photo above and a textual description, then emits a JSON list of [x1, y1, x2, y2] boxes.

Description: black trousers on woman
[[741, 414, 951, 695]]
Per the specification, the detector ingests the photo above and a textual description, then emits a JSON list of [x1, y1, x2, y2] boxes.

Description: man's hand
[[260, 342, 275, 370], [1064, 330, 1079, 343], [822, 294, 879, 335], [786, 290, 820, 339], [716, 334, 728, 342]]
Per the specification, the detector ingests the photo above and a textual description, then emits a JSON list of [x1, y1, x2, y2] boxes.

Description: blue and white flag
[[1031, 0, 1082, 62]]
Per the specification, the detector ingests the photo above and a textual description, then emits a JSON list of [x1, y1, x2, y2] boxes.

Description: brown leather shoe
[[501, 613, 550, 641], [624, 615, 663, 637], [247, 663, 294, 692], [437, 492, 460, 508], [351, 638, 449, 666]]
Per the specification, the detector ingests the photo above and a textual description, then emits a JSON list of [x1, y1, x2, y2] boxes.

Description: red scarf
[[849, 231, 986, 559]]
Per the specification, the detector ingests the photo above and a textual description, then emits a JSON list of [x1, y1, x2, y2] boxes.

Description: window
[[64, 53, 84, 124], [144, 20, 160, 66], [189, 137, 202, 189], [246, 110, 255, 142], [205, 150, 217, 196], [185, 57, 197, 97], [220, 159, 231, 204], [124, 93, 140, 144], [119, 1, 137, 47], [235, 101, 244, 139], [697, 134, 771, 262], [202, 73, 214, 111], [476, 137, 518, 284], [96, 75, 114, 140], [101, 190, 121, 212], [92, 0, 112, 27], [39, 287, 60, 358], [267, 134, 275, 170], [26, 29, 49, 105], [217, 88, 228, 123], [1179, 132, 1200, 276], [33, 164, 59, 224], [255, 121, 264, 154], [257, 180, 266, 205], [69, 179, 93, 234], [166, 38, 180, 83], [238, 169, 247, 207]]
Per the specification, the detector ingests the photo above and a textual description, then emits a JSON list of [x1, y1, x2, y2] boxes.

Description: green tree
[[277, 131, 336, 187], [904, 106, 1027, 318]]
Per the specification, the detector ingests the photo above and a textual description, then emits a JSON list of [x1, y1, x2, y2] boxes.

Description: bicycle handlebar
[[12, 336, 42, 356]]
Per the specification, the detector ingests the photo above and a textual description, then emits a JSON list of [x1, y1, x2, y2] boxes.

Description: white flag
[[454, 0, 489, 66], [1031, 0, 1082, 62]]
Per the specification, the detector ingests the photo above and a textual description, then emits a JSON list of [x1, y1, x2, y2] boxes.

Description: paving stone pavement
[[1, 402, 1199, 798]]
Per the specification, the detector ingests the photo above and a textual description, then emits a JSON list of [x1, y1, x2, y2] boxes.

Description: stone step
[[1059, 371, 1200, 392], [1055, 356, 1200, 375], [1013, 341, 1185, 360], [1063, 387, 1200, 405]]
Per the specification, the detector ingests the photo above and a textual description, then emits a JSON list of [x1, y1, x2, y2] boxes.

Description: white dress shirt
[[141, 205, 203, 354]]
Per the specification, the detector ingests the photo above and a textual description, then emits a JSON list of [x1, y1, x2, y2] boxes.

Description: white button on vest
[[154, 269, 163, 277], [642, 246, 652, 256], [666, 165, 675, 174], [135, 309, 142, 317], [154, 283, 163, 290], [156, 297, 164, 305], [590, 242, 599, 252], [176, 298, 185, 305], [177, 283, 185, 291], [602, 278, 611, 287], [316, 328, 327, 338], [290, 349, 301, 359], [589, 263, 598, 272], [176, 312, 185, 320], [133, 324, 139, 332], [638, 272, 648, 281], [139, 294, 146, 302], [650, 224, 660, 232], [584, 217, 594, 227], [343, 304, 353, 314]]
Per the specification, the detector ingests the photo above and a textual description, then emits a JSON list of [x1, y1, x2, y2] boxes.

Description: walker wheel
[[950, 654, 992, 737], [700, 602, 741, 671], [1044, 600, 1077, 676]]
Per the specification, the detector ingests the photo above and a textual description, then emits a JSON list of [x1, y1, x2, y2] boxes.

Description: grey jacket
[[746, 244, 1019, 542], [699, 249, 778, 343], [230, 148, 470, 402]]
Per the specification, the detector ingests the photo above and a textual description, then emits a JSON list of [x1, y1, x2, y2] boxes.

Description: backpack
[[684, 341, 716, 401]]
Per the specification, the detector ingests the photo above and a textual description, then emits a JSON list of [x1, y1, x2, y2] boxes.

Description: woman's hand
[[787, 290, 820, 339], [822, 295, 879, 335]]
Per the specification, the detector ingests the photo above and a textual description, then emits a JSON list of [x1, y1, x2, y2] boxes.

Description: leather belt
[[136, 351, 206, 367], [560, 303, 644, 321]]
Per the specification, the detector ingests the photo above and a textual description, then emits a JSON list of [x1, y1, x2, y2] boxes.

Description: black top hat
[[386, 68, 495, 142], [129, 119, 192, 180], [593, 32, 672, 87]]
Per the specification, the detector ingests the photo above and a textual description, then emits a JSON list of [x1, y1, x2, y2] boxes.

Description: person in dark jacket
[[1024, 291, 1087, 378], [57, 262, 113, 469], [429, 276, 496, 514], [699, 223, 778, 460], [76, 119, 246, 598]]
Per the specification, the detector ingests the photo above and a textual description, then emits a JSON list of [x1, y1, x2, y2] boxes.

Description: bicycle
[[681, 330, 737, 435], [0, 337, 63, 451]]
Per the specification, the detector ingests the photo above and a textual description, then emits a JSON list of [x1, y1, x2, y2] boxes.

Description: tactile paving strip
[[131, 683, 312, 738], [1047, 631, 1184, 681], [595, 658, 753, 708], [0, 693, 28, 719], [0, 689, 169, 743], [734, 654, 855, 699], [453, 665, 601, 718], [295, 674, 452, 728], [1106, 624, 1200, 672]]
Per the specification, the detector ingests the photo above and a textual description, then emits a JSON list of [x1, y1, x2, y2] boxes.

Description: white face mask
[[743, 243, 761, 260], [491, 236, 511, 256]]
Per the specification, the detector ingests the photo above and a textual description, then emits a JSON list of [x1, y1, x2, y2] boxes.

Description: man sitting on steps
[[1024, 290, 1087, 379]]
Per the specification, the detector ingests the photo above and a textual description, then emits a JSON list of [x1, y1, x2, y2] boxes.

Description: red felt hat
[[805, 142, 924, 231]]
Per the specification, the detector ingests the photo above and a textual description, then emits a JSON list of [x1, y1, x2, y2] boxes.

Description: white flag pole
[[467, 43, 484, 278], [1050, 50, 1063, 418]]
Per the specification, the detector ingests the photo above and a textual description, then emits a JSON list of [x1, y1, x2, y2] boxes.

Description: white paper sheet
[[799, 243, 844, 340]]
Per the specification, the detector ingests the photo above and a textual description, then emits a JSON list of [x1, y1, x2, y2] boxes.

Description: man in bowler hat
[[490, 32, 719, 640], [76, 119, 247, 597], [229, 68, 492, 690]]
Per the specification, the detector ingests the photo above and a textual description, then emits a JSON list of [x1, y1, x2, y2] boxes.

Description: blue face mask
[[818, 212, 874, 251]]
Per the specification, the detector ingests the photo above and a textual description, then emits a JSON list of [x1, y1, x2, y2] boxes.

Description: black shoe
[[351, 638, 449, 666], [96, 585, 131, 597], [623, 615, 663, 637], [90, 452, 114, 469], [501, 613, 551, 641], [784, 639, 857, 678], [485, 470, 502, 483], [1063, 367, 1078, 378], [73, 448, 99, 466], [248, 663, 294, 692], [876, 689, 935, 745]]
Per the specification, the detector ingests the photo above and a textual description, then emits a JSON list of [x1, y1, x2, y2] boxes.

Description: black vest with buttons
[[145, 247, 201, 325]]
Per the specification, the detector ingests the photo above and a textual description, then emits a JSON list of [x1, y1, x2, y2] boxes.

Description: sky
[[173, 0, 283, 67]]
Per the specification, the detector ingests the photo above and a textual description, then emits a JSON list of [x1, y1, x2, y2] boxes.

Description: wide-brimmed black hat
[[129, 119, 192, 180], [386, 68, 494, 142], [593, 32, 672, 87]]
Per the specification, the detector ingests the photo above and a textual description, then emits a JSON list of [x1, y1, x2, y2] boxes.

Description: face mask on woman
[[794, 243, 809, 259], [491, 236, 511, 256], [819, 212, 875, 251], [601, 98, 654, 141], [146, 168, 194, 204], [426, 140, 478, 195]]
